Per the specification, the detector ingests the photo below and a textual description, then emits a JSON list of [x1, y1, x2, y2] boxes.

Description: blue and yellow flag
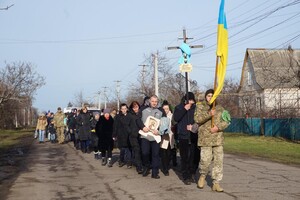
[[209, 0, 228, 104]]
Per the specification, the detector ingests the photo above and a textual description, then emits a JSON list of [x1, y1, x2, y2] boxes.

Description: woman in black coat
[[128, 101, 143, 174], [113, 103, 132, 168], [76, 107, 91, 153], [96, 109, 114, 167]]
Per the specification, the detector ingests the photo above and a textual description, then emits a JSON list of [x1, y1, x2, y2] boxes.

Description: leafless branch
[[0, 4, 14, 10]]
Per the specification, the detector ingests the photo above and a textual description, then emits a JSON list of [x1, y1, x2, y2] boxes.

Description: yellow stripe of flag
[[209, 0, 228, 104]]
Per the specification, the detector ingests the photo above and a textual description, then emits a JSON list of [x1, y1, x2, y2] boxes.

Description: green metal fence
[[225, 118, 300, 141]]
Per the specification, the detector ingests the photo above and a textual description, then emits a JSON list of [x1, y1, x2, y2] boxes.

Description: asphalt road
[[3, 140, 300, 200]]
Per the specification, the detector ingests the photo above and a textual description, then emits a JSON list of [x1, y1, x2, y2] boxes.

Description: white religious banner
[[138, 116, 161, 143]]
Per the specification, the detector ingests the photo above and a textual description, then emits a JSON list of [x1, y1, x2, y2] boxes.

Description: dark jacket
[[48, 123, 56, 134], [90, 118, 98, 131], [173, 103, 197, 142], [113, 112, 131, 148], [76, 111, 91, 141], [127, 111, 140, 147], [67, 113, 77, 130], [96, 115, 114, 151]]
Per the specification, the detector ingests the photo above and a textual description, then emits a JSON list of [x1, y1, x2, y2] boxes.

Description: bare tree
[[0, 62, 45, 107], [217, 78, 240, 117], [0, 4, 14, 10], [67, 102, 73, 107], [0, 62, 45, 128], [72, 90, 87, 107], [126, 53, 199, 106]]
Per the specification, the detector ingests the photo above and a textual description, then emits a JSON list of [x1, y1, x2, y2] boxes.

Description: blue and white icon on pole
[[178, 43, 191, 64], [178, 43, 192, 72]]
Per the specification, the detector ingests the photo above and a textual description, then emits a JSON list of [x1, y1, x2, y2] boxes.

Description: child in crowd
[[48, 119, 56, 143]]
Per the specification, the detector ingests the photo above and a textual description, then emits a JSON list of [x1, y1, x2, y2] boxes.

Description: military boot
[[197, 175, 206, 189], [212, 183, 224, 192]]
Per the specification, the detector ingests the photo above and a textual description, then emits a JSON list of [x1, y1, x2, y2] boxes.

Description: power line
[[193, 33, 300, 72], [193, 11, 300, 55], [230, 0, 300, 38], [190, 0, 300, 46], [0, 29, 182, 44], [189, 0, 281, 44]]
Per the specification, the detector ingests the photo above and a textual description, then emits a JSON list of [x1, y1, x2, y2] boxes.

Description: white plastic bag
[[34, 130, 38, 139]]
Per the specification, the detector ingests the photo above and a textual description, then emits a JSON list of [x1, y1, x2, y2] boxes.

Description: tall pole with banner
[[210, 0, 229, 126]]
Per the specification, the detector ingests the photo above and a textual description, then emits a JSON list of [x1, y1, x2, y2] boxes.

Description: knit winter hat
[[103, 108, 111, 114], [205, 89, 214, 98], [181, 92, 196, 104], [185, 92, 196, 101]]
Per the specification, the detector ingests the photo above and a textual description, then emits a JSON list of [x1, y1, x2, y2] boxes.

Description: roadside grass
[[224, 133, 300, 165], [0, 129, 34, 152]]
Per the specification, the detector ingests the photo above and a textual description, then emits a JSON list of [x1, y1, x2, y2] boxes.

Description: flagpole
[[211, 56, 219, 127]]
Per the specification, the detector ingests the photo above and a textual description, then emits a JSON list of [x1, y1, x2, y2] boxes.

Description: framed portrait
[[138, 116, 161, 143], [145, 116, 160, 132]]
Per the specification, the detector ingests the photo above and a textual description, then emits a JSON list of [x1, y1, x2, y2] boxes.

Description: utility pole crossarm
[[190, 45, 204, 49], [167, 47, 180, 50]]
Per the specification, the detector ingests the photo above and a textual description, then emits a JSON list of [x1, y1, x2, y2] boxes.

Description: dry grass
[[224, 133, 300, 165]]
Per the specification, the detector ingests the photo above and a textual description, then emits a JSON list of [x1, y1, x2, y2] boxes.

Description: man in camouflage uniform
[[194, 89, 230, 192], [53, 107, 65, 144]]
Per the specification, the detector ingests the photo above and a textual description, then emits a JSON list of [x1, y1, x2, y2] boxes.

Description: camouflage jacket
[[194, 101, 229, 147], [53, 110, 65, 128]]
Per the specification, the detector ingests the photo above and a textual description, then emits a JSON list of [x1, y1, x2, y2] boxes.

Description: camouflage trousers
[[56, 127, 65, 144], [199, 146, 223, 184]]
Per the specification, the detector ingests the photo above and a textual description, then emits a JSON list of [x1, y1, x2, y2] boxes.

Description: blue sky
[[0, 0, 299, 112]]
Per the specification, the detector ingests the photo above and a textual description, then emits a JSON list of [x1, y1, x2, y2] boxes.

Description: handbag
[[34, 130, 38, 139]]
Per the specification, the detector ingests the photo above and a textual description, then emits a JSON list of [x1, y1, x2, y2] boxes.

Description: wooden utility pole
[[168, 28, 203, 101]]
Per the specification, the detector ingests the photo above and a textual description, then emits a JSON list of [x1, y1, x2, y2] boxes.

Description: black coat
[[67, 113, 77, 130], [76, 112, 91, 141], [48, 123, 56, 134], [173, 103, 197, 142], [96, 115, 114, 151], [128, 111, 140, 147], [113, 113, 131, 148], [90, 118, 98, 131]]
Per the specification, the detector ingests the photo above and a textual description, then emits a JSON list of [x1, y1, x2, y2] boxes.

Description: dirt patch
[[0, 134, 35, 199]]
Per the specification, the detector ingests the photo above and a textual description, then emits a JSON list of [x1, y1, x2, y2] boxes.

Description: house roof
[[242, 48, 300, 89]]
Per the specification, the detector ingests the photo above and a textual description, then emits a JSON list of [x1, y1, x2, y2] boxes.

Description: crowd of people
[[35, 89, 230, 192]]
